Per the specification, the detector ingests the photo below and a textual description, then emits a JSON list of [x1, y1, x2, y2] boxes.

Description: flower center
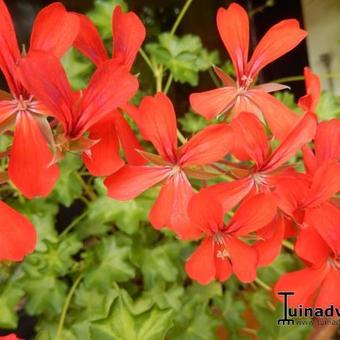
[[329, 254, 340, 270], [213, 232, 230, 260], [15, 95, 32, 112], [239, 75, 253, 90]]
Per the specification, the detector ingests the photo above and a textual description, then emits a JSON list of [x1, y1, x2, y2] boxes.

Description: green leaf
[[89, 292, 174, 340], [24, 275, 67, 315], [83, 236, 135, 289], [0, 286, 24, 328], [146, 33, 219, 86], [316, 91, 340, 119], [50, 154, 83, 207]]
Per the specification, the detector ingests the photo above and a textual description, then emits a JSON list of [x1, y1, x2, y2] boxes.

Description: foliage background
[[0, 0, 340, 339]]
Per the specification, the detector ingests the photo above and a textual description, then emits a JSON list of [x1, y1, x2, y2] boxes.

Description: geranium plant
[[0, 0, 339, 339]]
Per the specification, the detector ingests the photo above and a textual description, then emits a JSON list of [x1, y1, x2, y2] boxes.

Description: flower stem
[[177, 129, 186, 144], [59, 210, 88, 238], [255, 277, 272, 291], [282, 240, 294, 251], [170, 0, 194, 35], [139, 48, 154, 73], [56, 274, 83, 340], [164, 73, 174, 94], [75, 172, 97, 201]]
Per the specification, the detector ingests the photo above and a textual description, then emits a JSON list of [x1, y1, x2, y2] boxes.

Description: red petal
[[185, 237, 216, 285], [18, 51, 74, 132], [255, 216, 285, 267], [295, 225, 330, 266], [315, 269, 340, 309], [230, 112, 268, 167], [0, 334, 21, 340], [262, 112, 317, 171], [228, 193, 277, 236], [254, 83, 290, 93], [306, 161, 340, 207], [0, 0, 21, 95], [30, 3, 79, 58], [216, 4, 249, 78], [179, 124, 233, 166], [150, 173, 200, 240], [73, 59, 138, 138], [248, 89, 299, 141], [305, 203, 340, 255], [226, 236, 257, 283], [247, 19, 307, 77], [112, 6, 146, 70], [205, 177, 253, 212], [302, 145, 317, 174], [298, 67, 320, 112], [9, 112, 60, 198], [189, 87, 237, 120], [213, 65, 236, 87], [274, 266, 328, 308], [0, 201, 36, 261], [188, 191, 224, 234], [73, 14, 108, 66], [315, 119, 340, 165], [104, 165, 170, 200], [82, 114, 124, 176], [215, 255, 232, 282], [113, 111, 146, 165], [138, 93, 177, 162]]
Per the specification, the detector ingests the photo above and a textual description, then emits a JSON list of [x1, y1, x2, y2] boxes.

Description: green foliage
[[146, 33, 219, 86]]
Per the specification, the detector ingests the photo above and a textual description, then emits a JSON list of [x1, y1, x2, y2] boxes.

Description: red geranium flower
[[190, 3, 307, 140], [275, 226, 340, 308], [73, 5, 146, 175], [17, 51, 138, 165], [104, 93, 234, 239], [0, 1, 79, 198], [185, 191, 277, 284]]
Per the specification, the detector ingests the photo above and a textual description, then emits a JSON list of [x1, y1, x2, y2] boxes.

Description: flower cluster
[[0, 1, 339, 311]]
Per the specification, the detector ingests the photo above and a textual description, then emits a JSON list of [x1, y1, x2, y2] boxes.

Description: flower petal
[[305, 203, 340, 255], [216, 3, 249, 78], [0, 0, 21, 95], [73, 59, 138, 138], [215, 256, 232, 282], [9, 112, 60, 198], [113, 111, 146, 165], [138, 93, 177, 162], [104, 165, 170, 200], [230, 112, 268, 167], [248, 89, 299, 141], [315, 119, 340, 166], [274, 266, 328, 308], [226, 236, 257, 283], [18, 51, 74, 132], [179, 123, 233, 166], [150, 173, 199, 240], [0, 201, 36, 262], [82, 114, 124, 176], [189, 87, 237, 120], [261, 112, 317, 172], [315, 269, 340, 309], [185, 237, 216, 285], [295, 225, 330, 266], [112, 6, 146, 70], [30, 2, 79, 58], [247, 19, 307, 77], [188, 191, 224, 234], [298, 67, 320, 112], [73, 14, 108, 66]]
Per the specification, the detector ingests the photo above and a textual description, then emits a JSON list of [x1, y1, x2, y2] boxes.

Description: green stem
[[75, 172, 97, 201], [255, 277, 272, 291], [155, 65, 164, 92], [164, 73, 174, 94], [170, 0, 194, 35], [177, 129, 186, 144], [59, 210, 88, 238], [139, 48, 154, 73], [272, 72, 340, 84], [56, 275, 83, 340]]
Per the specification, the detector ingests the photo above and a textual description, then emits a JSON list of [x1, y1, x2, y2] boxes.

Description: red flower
[[185, 191, 277, 284], [0, 335, 21, 340], [0, 201, 36, 262], [189, 3, 307, 140], [0, 1, 79, 198], [275, 227, 340, 308], [298, 67, 321, 113], [73, 5, 146, 175], [104, 93, 234, 239], [18, 51, 138, 165]]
